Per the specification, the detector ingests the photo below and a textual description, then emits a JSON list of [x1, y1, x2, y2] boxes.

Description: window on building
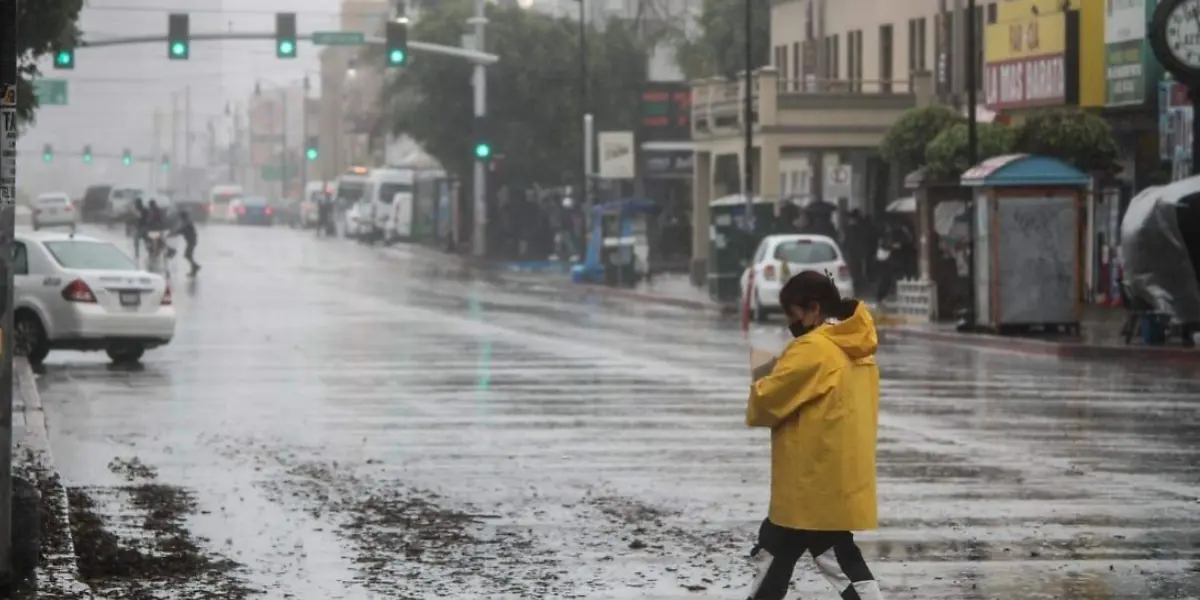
[[793, 42, 800, 84], [879, 24, 894, 93], [848, 30, 863, 92], [832, 34, 840, 80], [823, 34, 840, 82], [987, 2, 998, 24], [908, 17, 927, 74]]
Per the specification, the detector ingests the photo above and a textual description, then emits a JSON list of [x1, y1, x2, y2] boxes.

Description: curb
[[13, 358, 93, 599], [884, 325, 1200, 364], [388, 244, 733, 313]]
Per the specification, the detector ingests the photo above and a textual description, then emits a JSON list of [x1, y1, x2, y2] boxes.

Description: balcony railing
[[692, 69, 924, 136]]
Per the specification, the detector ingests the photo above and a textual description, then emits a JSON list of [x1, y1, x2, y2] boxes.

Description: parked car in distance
[[31, 193, 78, 231], [174, 195, 211, 223], [740, 234, 855, 323], [81, 185, 112, 223], [12, 231, 175, 364], [107, 186, 145, 227], [235, 196, 274, 226]]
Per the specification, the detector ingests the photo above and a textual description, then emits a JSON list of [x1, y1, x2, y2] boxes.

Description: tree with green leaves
[[671, 0, 770, 80], [924, 122, 1015, 182], [16, 0, 85, 125], [879, 105, 961, 176], [1012, 111, 1118, 174], [382, 0, 648, 187]]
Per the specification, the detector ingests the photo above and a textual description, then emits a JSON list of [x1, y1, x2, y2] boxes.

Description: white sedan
[[740, 233, 856, 322], [12, 231, 176, 364], [31, 192, 78, 230]]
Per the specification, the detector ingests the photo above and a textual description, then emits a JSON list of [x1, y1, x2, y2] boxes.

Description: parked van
[[208, 184, 244, 222], [364, 168, 416, 243]]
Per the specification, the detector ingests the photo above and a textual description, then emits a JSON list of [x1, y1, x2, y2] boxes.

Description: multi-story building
[[248, 81, 318, 198], [318, 0, 389, 179], [689, 0, 992, 273]]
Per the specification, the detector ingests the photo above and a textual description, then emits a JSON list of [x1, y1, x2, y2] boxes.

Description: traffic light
[[42, 144, 52, 163], [305, 136, 318, 161], [52, 48, 74, 70], [161, 154, 170, 171], [472, 116, 491, 161], [82, 145, 92, 163], [168, 13, 189, 59], [122, 149, 132, 166], [276, 13, 297, 59], [385, 20, 408, 66]]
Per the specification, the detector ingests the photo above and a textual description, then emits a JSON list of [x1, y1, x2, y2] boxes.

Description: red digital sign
[[639, 83, 691, 142]]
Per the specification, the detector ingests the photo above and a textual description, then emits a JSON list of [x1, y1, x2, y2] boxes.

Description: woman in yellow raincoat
[[744, 270, 883, 600]]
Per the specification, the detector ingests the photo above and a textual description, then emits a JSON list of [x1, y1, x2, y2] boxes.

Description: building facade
[[690, 0, 984, 275], [317, 0, 390, 180]]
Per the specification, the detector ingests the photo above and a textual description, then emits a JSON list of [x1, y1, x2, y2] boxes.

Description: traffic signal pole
[[76, 32, 499, 65], [0, 0, 16, 582], [470, 0, 488, 257]]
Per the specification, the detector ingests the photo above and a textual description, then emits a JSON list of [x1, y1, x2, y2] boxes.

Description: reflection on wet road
[[36, 224, 1200, 599]]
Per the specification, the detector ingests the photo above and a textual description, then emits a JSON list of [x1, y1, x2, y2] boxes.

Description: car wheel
[[106, 345, 145, 364], [14, 312, 50, 365]]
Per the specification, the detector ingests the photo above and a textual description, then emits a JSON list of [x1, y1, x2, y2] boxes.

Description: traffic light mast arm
[[77, 32, 499, 64]]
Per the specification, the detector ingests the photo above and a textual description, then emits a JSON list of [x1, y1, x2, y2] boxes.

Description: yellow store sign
[[985, 0, 1068, 109]]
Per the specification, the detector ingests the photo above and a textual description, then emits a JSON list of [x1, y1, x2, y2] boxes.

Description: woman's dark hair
[[778, 270, 859, 320]]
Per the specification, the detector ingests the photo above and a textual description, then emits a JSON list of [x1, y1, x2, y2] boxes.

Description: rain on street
[[32, 224, 1200, 599]]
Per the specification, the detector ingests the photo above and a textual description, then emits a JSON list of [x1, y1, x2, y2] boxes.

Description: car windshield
[[36, 196, 69, 206], [377, 182, 413, 204], [336, 182, 365, 202], [776, 240, 839, 263], [243, 197, 269, 207], [112, 188, 141, 199], [44, 241, 138, 271]]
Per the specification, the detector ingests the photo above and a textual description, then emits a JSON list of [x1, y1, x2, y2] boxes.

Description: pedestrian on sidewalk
[[745, 270, 883, 600]]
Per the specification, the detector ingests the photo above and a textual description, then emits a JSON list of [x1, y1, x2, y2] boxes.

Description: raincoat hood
[[814, 301, 878, 360]]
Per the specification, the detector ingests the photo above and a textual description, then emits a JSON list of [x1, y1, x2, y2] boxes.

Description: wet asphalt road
[[31, 223, 1200, 599]]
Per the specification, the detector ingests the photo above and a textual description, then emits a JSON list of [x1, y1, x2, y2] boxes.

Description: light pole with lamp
[[575, 0, 591, 231]]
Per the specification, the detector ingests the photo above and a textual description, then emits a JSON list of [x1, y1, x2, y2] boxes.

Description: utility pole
[[470, 0, 488, 257], [280, 89, 287, 199], [152, 110, 161, 190], [0, 0, 17, 583], [185, 86, 192, 201], [171, 92, 179, 192], [577, 0, 590, 227], [964, 0, 979, 328], [302, 75, 310, 187], [742, 0, 754, 231]]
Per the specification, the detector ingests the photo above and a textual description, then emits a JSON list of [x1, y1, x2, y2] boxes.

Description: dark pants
[[183, 242, 198, 273], [747, 519, 882, 600]]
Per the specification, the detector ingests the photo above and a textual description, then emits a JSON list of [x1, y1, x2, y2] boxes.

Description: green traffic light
[[306, 148, 318, 161], [55, 51, 72, 67], [161, 162, 169, 171], [474, 143, 490, 159], [83, 154, 92, 163], [171, 42, 187, 57], [389, 49, 406, 65], [43, 153, 52, 163], [123, 157, 132, 166], [279, 40, 295, 55]]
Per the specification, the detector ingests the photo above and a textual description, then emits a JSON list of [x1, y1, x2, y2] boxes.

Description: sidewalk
[[884, 305, 1200, 364]]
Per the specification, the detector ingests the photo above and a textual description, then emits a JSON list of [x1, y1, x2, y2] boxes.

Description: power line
[[84, 4, 384, 16]]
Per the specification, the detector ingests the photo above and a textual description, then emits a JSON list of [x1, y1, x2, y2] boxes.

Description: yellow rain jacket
[[746, 301, 880, 532]]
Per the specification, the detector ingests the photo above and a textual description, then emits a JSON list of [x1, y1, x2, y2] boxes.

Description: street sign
[[312, 31, 366, 46], [33, 79, 68, 106], [261, 164, 297, 181], [824, 165, 852, 200]]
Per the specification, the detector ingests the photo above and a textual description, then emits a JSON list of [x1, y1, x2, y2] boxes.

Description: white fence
[[886, 278, 937, 323]]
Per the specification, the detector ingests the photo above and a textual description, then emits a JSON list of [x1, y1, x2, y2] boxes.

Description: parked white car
[[31, 193, 77, 231], [13, 231, 176, 364], [343, 200, 372, 238], [740, 234, 855, 322]]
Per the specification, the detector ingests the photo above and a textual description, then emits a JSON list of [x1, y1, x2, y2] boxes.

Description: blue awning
[[960, 154, 1090, 188]]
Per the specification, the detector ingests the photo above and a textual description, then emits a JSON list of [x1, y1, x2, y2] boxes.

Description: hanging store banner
[[1104, 0, 1156, 106], [984, 0, 1068, 109], [597, 131, 635, 180]]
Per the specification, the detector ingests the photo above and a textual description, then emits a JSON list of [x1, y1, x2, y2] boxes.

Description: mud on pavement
[[66, 457, 259, 599]]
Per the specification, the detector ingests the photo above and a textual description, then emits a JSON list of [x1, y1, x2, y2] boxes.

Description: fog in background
[[18, 0, 342, 198]]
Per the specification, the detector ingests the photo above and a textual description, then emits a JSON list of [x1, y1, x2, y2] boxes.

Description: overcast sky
[[20, 0, 347, 195]]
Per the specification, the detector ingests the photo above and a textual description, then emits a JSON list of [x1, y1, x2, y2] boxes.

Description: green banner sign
[[33, 79, 68, 106], [312, 31, 366, 46], [1105, 40, 1145, 106]]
